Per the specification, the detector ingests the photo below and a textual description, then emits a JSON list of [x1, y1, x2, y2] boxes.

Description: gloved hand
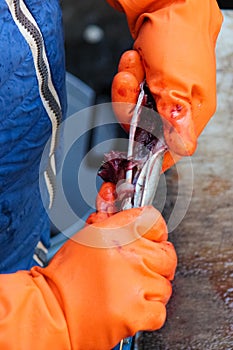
[[86, 182, 117, 224], [108, 0, 223, 171], [44, 205, 177, 349], [0, 205, 177, 350]]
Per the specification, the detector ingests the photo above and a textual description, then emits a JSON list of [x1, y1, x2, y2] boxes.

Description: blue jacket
[[0, 0, 67, 272]]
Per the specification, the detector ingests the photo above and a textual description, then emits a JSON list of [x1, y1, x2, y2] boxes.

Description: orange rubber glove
[[0, 206, 177, 350], [108, 0, 223, 171], [86, 182, 117, 224]]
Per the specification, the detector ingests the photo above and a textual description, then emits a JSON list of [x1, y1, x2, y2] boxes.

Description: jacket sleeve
[[0, 268, 71, 350]]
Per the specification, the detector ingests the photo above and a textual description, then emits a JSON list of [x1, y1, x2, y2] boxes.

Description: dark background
[[217, 0, 233, 8], [62, 0, 231, 103], [62, 0, 132, 102]]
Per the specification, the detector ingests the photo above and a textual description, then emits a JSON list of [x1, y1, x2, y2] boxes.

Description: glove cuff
[[107, 0, 188, 38], [107, 0, 222, 39]]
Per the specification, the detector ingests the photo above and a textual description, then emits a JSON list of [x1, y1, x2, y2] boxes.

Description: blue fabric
[[0, 0, 67, 272]]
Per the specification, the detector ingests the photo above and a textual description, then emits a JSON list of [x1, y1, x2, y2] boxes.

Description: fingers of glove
[[157, 98, 197, 157], [86, 182, 116, 225], [111, 50, 145, 131], [96, 182, 117, 214], [83, 206, 167, 247], [119, 276, 170, 335], [111, 71, 140, 131], [136, 240, 177, 280], [141, 300, 167, 331], [162, 149, 181, 173], [85, 211, 109, 225], [82, 207, 144, 247], [134, 29, 197, 156], [135, 206, 168, 242], [129, 300, 167, 333], [93, 206, 167, 241], [142, 273, 173, 305], [118, 50, 145, 84], [133, 2, 222, 157]]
